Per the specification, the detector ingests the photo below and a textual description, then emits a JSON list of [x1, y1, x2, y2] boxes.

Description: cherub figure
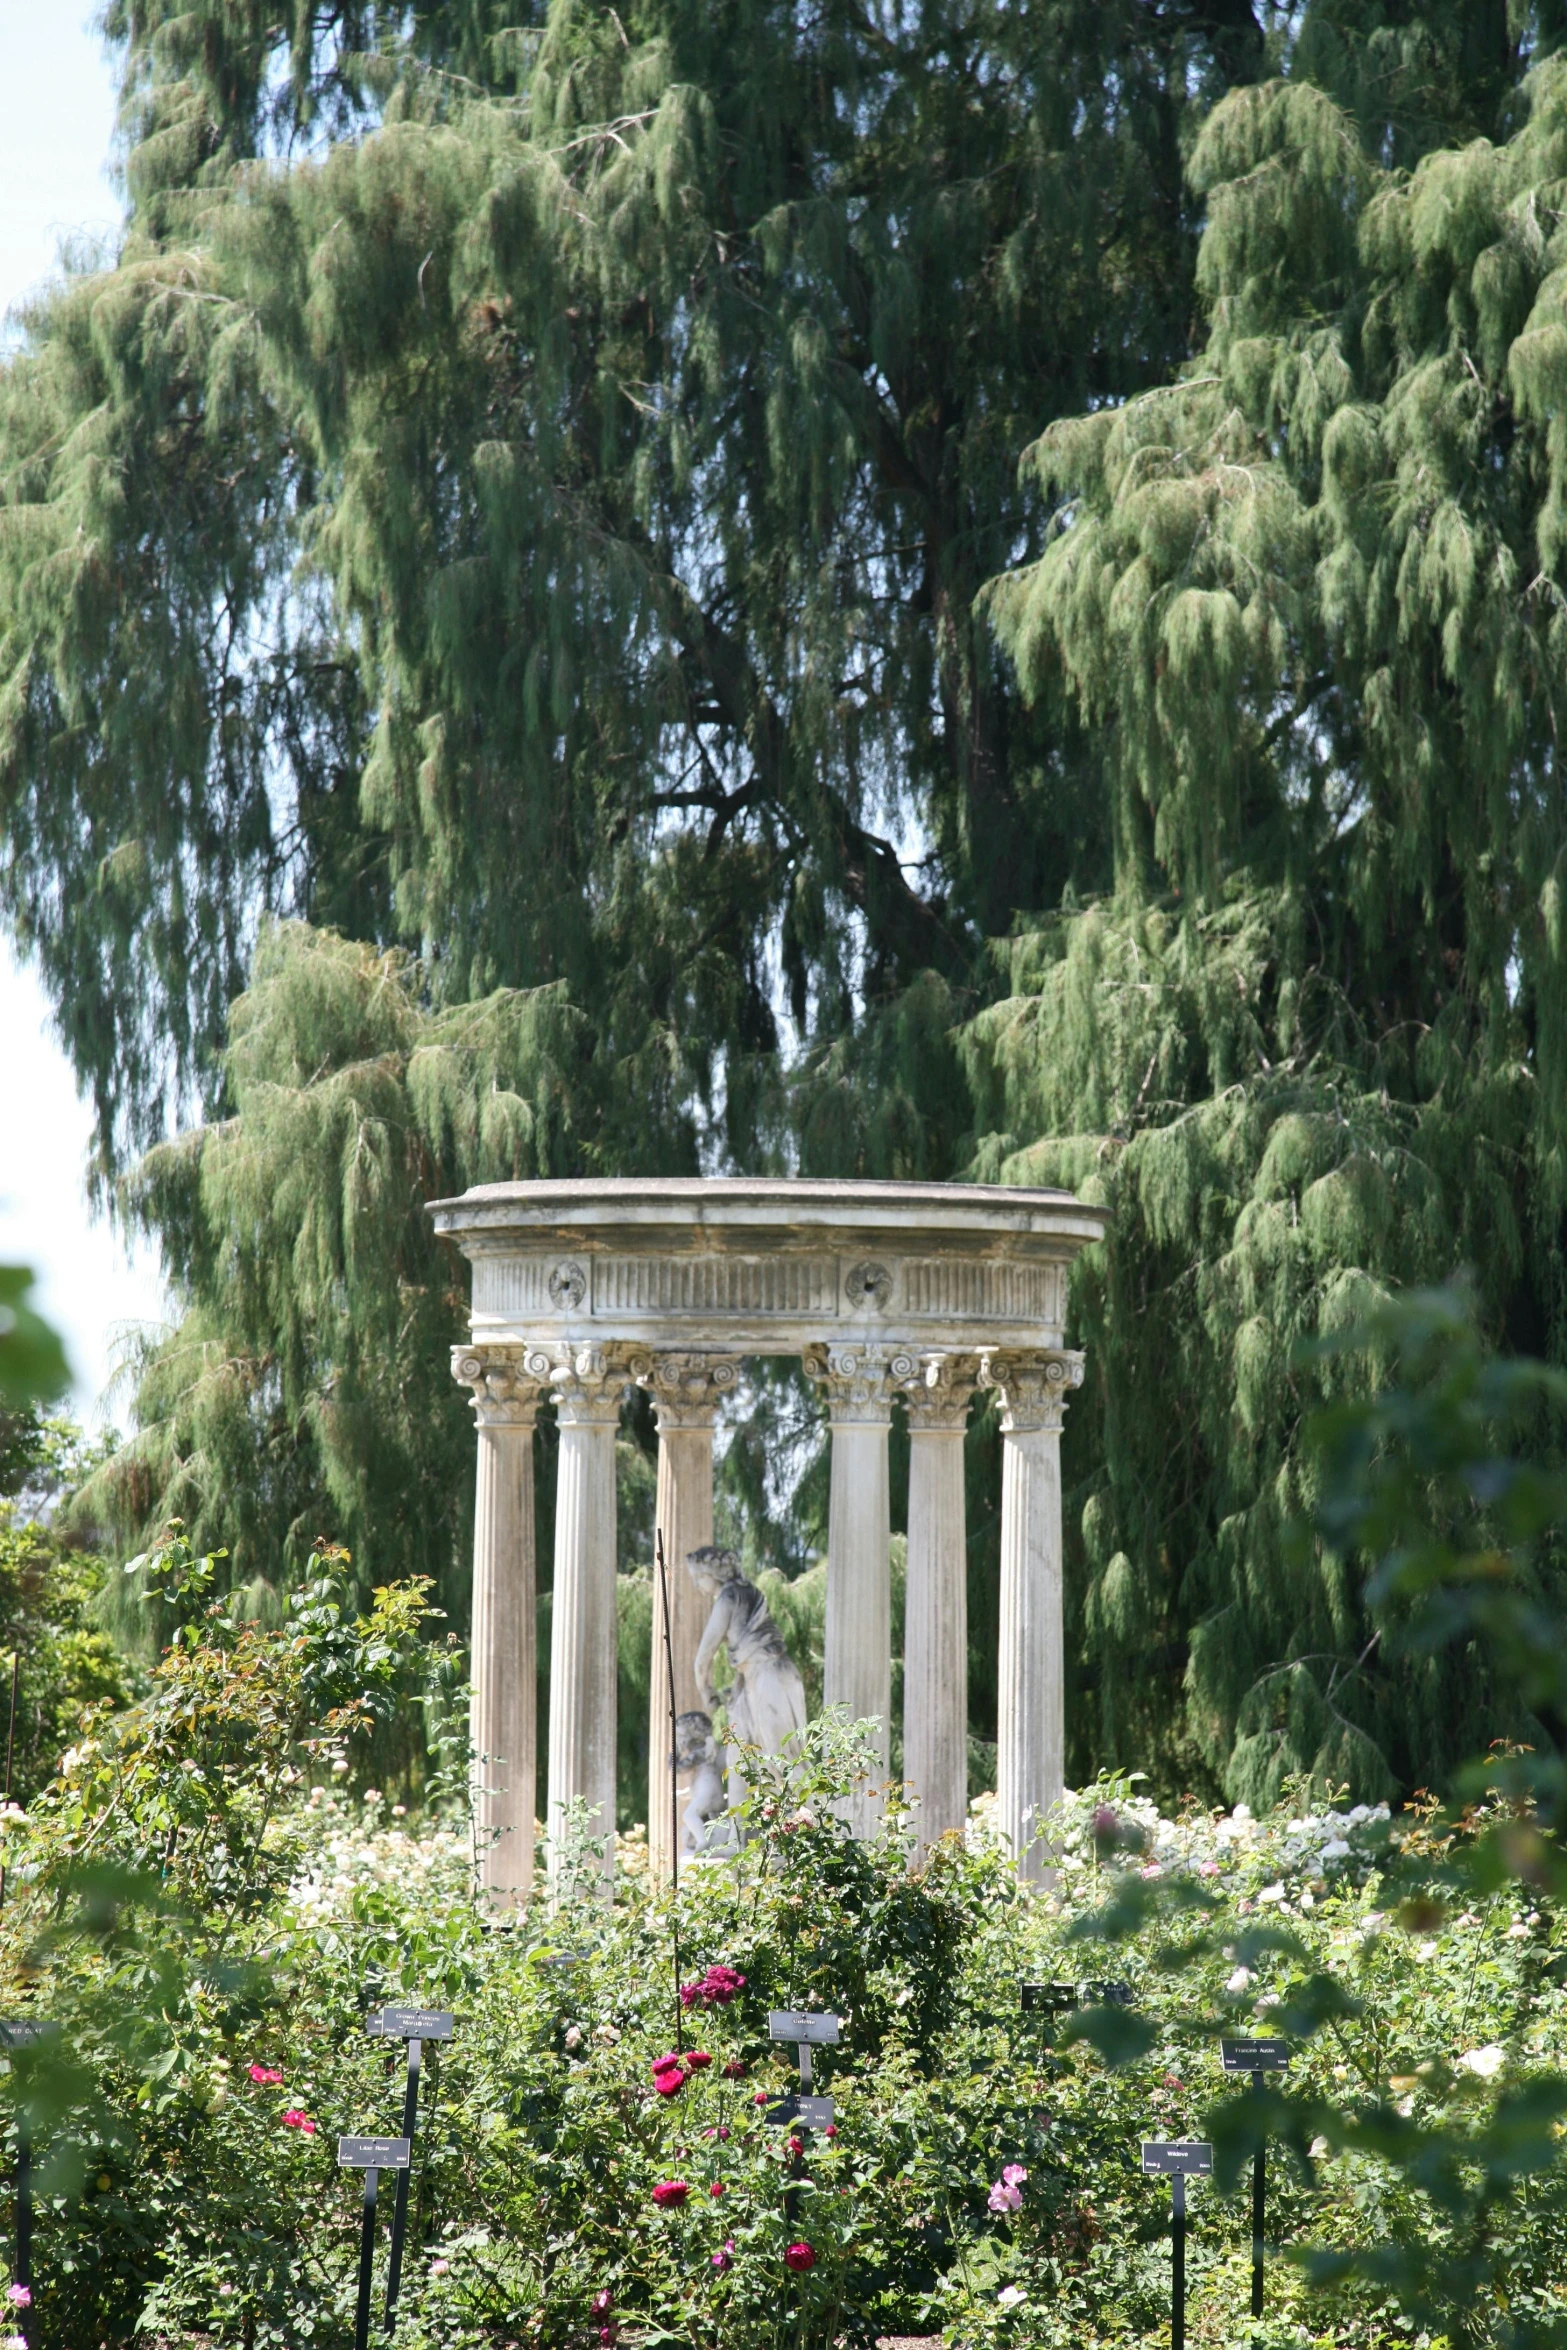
[[672, 1709, 732, 1855], [686, 1545, 807, 1773]]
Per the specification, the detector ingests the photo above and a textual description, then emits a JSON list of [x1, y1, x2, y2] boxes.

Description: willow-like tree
[[975, 31, 1567, 1801], [7, 0, 1567, 1806]]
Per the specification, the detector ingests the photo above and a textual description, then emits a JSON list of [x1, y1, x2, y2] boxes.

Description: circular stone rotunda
[[432, 1177, 1108, 1899]]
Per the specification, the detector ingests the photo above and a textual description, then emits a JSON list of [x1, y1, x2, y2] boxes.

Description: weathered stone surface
[[433, 1184, 1107, 1883]]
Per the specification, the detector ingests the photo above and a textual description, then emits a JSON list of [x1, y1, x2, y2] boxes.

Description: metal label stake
[[1221, 2036, 1290, 2318], [339, 2136, 410, 2350], [0, 2020, 56, 2290], [1142, 2140, 1212, 2350], [367, 2010, 453, 2329], [765, 2012, 840, 2131], [655, 1529, 683, 2053]]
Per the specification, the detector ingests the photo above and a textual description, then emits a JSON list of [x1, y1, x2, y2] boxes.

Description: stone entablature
[[429, 1177, 1108, 1901], [434, 1177, 1103, 1354]]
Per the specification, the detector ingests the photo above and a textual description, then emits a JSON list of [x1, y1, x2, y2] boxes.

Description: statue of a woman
[[686, 1546, 807, 1770]]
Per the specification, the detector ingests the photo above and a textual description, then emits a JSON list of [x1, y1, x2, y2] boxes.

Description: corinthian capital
[[520, 1341, 637, 1426], [981, 1348, 1085, 1434], [451, 1346, 546, 1429], [802, 1343, 918, 1426], [635, 1352, 742, 1431], [900, 1350, 985, 1433]]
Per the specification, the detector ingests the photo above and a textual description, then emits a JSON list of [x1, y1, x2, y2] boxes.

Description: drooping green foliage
[[88, 918, 588, 1593], [971, 40, 1567, 1802], [1, 0, 1270, 1177]]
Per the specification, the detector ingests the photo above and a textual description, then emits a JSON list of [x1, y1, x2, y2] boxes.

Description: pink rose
[[710, 2180, 725, 2197], [752, 2090, 768, 2107], [712, 2240, 734, 2272], [248, 2064, 283, 2085], [591, 2291, 612, 2316], [651, 2180, 689, 2208]]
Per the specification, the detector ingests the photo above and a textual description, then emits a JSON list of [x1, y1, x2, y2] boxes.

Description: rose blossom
[[712, 2240, 735, 2272], [591, 2291, 613, 2316], [248, 2064, 283, 2085], [709, 2181, 725, 2198], [722, 2060, 747, 2080], [686, 2050, 712, 2068], [4, 2291, 27, 2311], [784, 2242, 816, 2272], [651, 2180, 690, 2208]]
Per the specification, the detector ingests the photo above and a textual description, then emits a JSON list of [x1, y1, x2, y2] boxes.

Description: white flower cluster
[[975, 1777, 1391, 1890], [282, 1797, 470, 1921]]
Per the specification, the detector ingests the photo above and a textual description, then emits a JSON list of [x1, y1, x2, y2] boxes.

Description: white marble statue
[[686, 1545, 807, 1783]]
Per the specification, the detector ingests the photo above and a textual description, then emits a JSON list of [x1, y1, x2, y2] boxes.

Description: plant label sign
[[338, 2136, 411, 2172], [1020, 1982, 1076, 2012], [368, 2007, 454, 2041], [1220, 2036, 1290, 2073], [764, 2091, 835, 2130], [768, 2012, 840, 2044], [1141, 2140, 1213, 2176], [0, 2021, 56, 2050]]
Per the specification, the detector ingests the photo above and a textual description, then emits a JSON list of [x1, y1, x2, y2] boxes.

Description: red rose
[[787, 2135, 804, 2157], [723, 2061, 747, 2080], [824, 2124, 839, 2140], [651, 2180, 690, 2208], [686, 2050, 712, 2068], [710, 2180, 725, 2197], [752, 2090, 768, 2107], [784, 2241, 816, 2272]]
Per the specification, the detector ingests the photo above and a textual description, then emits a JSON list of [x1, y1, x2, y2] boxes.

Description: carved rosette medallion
[[521, 1341, 637, 1426], [844, 1259, 894, 1311], [635, 1352, 742, 1431], [548, 1259, 588, 1311], [802, 1343, 919, 1426], [980, 1348, 1085, 1434], [451, 1346, 546, 1429], [900, 1350, 985, 1433]]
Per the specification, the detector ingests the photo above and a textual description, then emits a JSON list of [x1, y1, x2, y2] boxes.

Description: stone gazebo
[[431, 1177, 1107, 1896]]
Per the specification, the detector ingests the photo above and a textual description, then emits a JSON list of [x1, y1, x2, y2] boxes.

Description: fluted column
[[453, 1347, 545, 1905], [900, 1352, 981, 1856], [984, 1348, 1085, 1883], [526, 1343, 632, 1891], [636, 1352, 741, 1877], [804, 1344, 915, 1836]]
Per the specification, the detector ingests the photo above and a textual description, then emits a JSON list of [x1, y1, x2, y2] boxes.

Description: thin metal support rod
[[0, 1651, 19, 1918], [14, 2109, 29, 2290], [1251, 2068, 1265, 2319], [656, 1529, 682, 2052], [383, 2040, 422, 2331], [1171, 2171, 1186, 2350], [354, 2166, 379, 2350]]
